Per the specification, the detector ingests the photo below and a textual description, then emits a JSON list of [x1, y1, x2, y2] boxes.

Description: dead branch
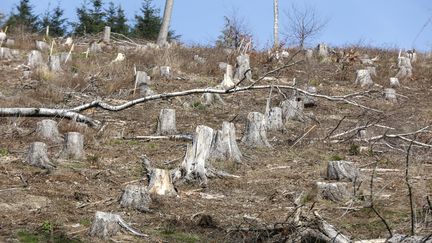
[[123, 134, 193, 142], [405, 140, 416, 236]]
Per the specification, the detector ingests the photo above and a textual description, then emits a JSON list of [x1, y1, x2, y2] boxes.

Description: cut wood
[[389, 77, 400, 88], [160, 66, 171, 78], [366, 66, 377, 76], [301, 211, 351, 243], [147, 168, 177, 196], [281, 98, 304, 122], [124, 134, 192, 141], [355, 69, 374, 87], [60, 132, 85, 160], [305, 49, 314, 61], [242, 112, 271, 147], [221, 64, 235, 89], [156, 108, 177, 135], [27, 50, 45, 68], [383, 88, 397, 102], [386, 234, 432, 243], [315, 181, 351, 202], [303, 86, 317, 107], [0, 47, 13, 60], [202, 90, 225, 106], [396, 57, 413, 80], [90, 211, 147, 239], [103, 26, 111, 43], [266, 107, 283, 131], [89, 42, 102, 53], [35, 41, 49, 51], [326, 160, 361, 182], [210, 121, 242, 162], [120, 184, 152, 212], [234, 54, 252, 82], [48, 54, 63, 72], [36, 119, 63, 143], [25, 142, 55, 170], [316, 43, 328, 58], [5, 39, 14, 47]]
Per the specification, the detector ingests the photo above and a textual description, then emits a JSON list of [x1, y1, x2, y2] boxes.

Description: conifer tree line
[[1, 0, 177, 41]]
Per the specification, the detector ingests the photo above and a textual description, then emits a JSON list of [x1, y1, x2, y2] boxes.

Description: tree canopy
[[39, 5, 67, 37], [5, 0, 39, 33]]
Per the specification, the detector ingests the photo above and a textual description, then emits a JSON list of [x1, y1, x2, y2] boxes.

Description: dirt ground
[[0, 36, 431, 242]]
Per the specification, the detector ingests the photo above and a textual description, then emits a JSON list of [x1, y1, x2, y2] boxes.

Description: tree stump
[[35, 41, 49, 51], [389, 77, 400, 88], [315, 181, 351, 202], [242, 112, 271, 147], [89, 42, 102, 53], [366, 66, 377, 76], [303, 86, 317, 107], [266, 107, 283, 131], [193, 54, 206, 64], [0, 47, 13, 60], [120, 184, 152, 212], [383, 88, 397, 102], [181, 125, 215, 185], [218, 62, 228, 70], [387, 234, 431, 243], [25, 142, 54, 170], [64, 37, 73, 46], [221, 64, 235, 89], [202, 91, 225, 106], [60, 132, 85, 160], [355, 69, 373, 87], [234, 54, 252, 81], [305, 49, 314, 61], [49, 54, 63, 72], [5, 39, 15, 47], [281, 98, 304, 122], [326, 160, 360, 182], [0, 31, 6, 44], [396, 57, 413, 80], [36, 119, 63, 143], [27, 50, 44, 68], [103, 26, 111, 43], [90, 211, 121, 239], [156, 109, 177, 135], [147, 168, 177, 196], [316, 43, 329, 61], [160, 66, 171, 78], [59, 52, 71, 63], [210, 122, 242, 162], [135, 71, 154, 97]]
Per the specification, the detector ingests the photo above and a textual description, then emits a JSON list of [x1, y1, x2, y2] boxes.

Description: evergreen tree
[[105, 2, 129, 35], [5, 0, 38, 33], [73, 0, 106, 35], [39, 5, 67, 37], [133, 0, 161, 40]]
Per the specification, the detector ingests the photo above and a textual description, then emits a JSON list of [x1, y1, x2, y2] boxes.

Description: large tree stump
[[36, 119, 63, 143], [281, 98, 304, 122], [384, 88, 397, 103], [25, 142, 55, 170], [355, 69, 374, 87], [221, 64, 235, 89], [210, 122, 242, 162], [315, 181, 351, 202], [303, 86, 317, 107], [181, 125, 215, 185], [305, 49, 314, 61], [156, 109, 177, 135], [60, 132, 85, 160], [242, 112, 271, 147], [316, 43, 329, 61], [103, 26, 111, 43], [234, 54, 252, 81], [48, 54, 63, 72], [0, 31, 6, 44], [266, 107, 283, 131], [160, 66, 171, 78], [35, 41, 49, 51], [147, 168, 177, 196], [27, 50, 45, 68], [5, 39, 15, 47], [389, 77, 400, 88], [90, 212, 120, 239], [120, 184, 152, 212], [135, 71, 154, 97], [326, 160, 360, 182], [89, 42, 103, 53], [396, 57, 413, 80]]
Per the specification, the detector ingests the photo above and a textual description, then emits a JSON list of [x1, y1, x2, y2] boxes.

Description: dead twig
[[405, 139, 416, 236]]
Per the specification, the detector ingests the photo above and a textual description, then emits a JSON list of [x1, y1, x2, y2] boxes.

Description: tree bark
[[210, 122, 242, 162], [27, 50, 45, 68], [326, 160, 361, 182], [315, 181, 351, 202], [273, 0, 279, 48], [36, 119, 63, 143], [60, 132, 85, 160], [157, 0, 174, 46], [266, 107, 283, 131], [49, 54, 63, 72], [156, 109, 177, 135], [26, 142, 55, 170], [120, 184, 152, 212], [355, 69, 374, 87], [241, 112, 271, 147]]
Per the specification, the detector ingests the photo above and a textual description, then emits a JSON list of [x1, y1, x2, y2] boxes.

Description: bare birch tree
[[157, 0, 174, 46], [273, 0, 279, 48]]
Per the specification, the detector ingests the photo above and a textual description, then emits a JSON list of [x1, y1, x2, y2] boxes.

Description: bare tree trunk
[[273, 0, 279, 48], [103, 26, 111, 43], [157, 0, 174, 46]]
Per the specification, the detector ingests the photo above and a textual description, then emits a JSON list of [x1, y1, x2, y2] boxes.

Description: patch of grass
[[191, 101, 206, 110], [159, 229, 200, 243], [127, 140, 141, 146], [0, 148, 9, 157], [17, 230, 39, 243], [79, 218, 91, 227], [330, 154, 344, 161], [64, 162, 87, 170], [348, 144, 360, 156], [17, 229, 81, 243], [109, 139, 123, 146], [41, 221, 53, 233], [147, 143, 158, 150]]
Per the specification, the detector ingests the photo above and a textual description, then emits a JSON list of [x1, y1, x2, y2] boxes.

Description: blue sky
[[2, 0, 432, 51]]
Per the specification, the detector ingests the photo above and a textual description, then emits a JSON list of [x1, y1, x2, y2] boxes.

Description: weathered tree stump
[[90, 211, 121, 239], [89, 42, 102, 53], [210, 122, 242, 162], [366, 66, 377, 76], [156, 109, 177, 135], [48, 54, 63, 72], [303, 86, 317, 107], [5, 39, 15, 47], [281, 98, 304, 122], [160, 66, 171, 78], [25, 142, 54, 169], [396, 57, 413, 80], [193, 54, 206, 64], [202, 91, 225, 106], [64, 37, 73, 46], [35, 41, 49, 51], [316, 43, 329, 61], [266, 107, 283, 131], [315, 181, 351, 202], [135, 71, 154, 97], [0, 47, 13, 60], [36, 119, 63, 143], [27, 50, 45, 68], [103, 26, 111, 43], [389, 77, 400, 88], [384, 88, 397, 102], [0, 31, 6, 44], [234, 54, 252, 81], [142, 156, 178, 196], [242, 112, 271, 147], [120, 184, 152, 212], [355, 69, 374, 87], [221, 64, 235, 89], [58, 52, 71, 63], [218, 62, 228, 70], [60, 132, 85, 160], [326, 160, 360, 182], [300, 212, 351, 243], [305, 49, 314, 61], [181, 125, 215, 185]]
